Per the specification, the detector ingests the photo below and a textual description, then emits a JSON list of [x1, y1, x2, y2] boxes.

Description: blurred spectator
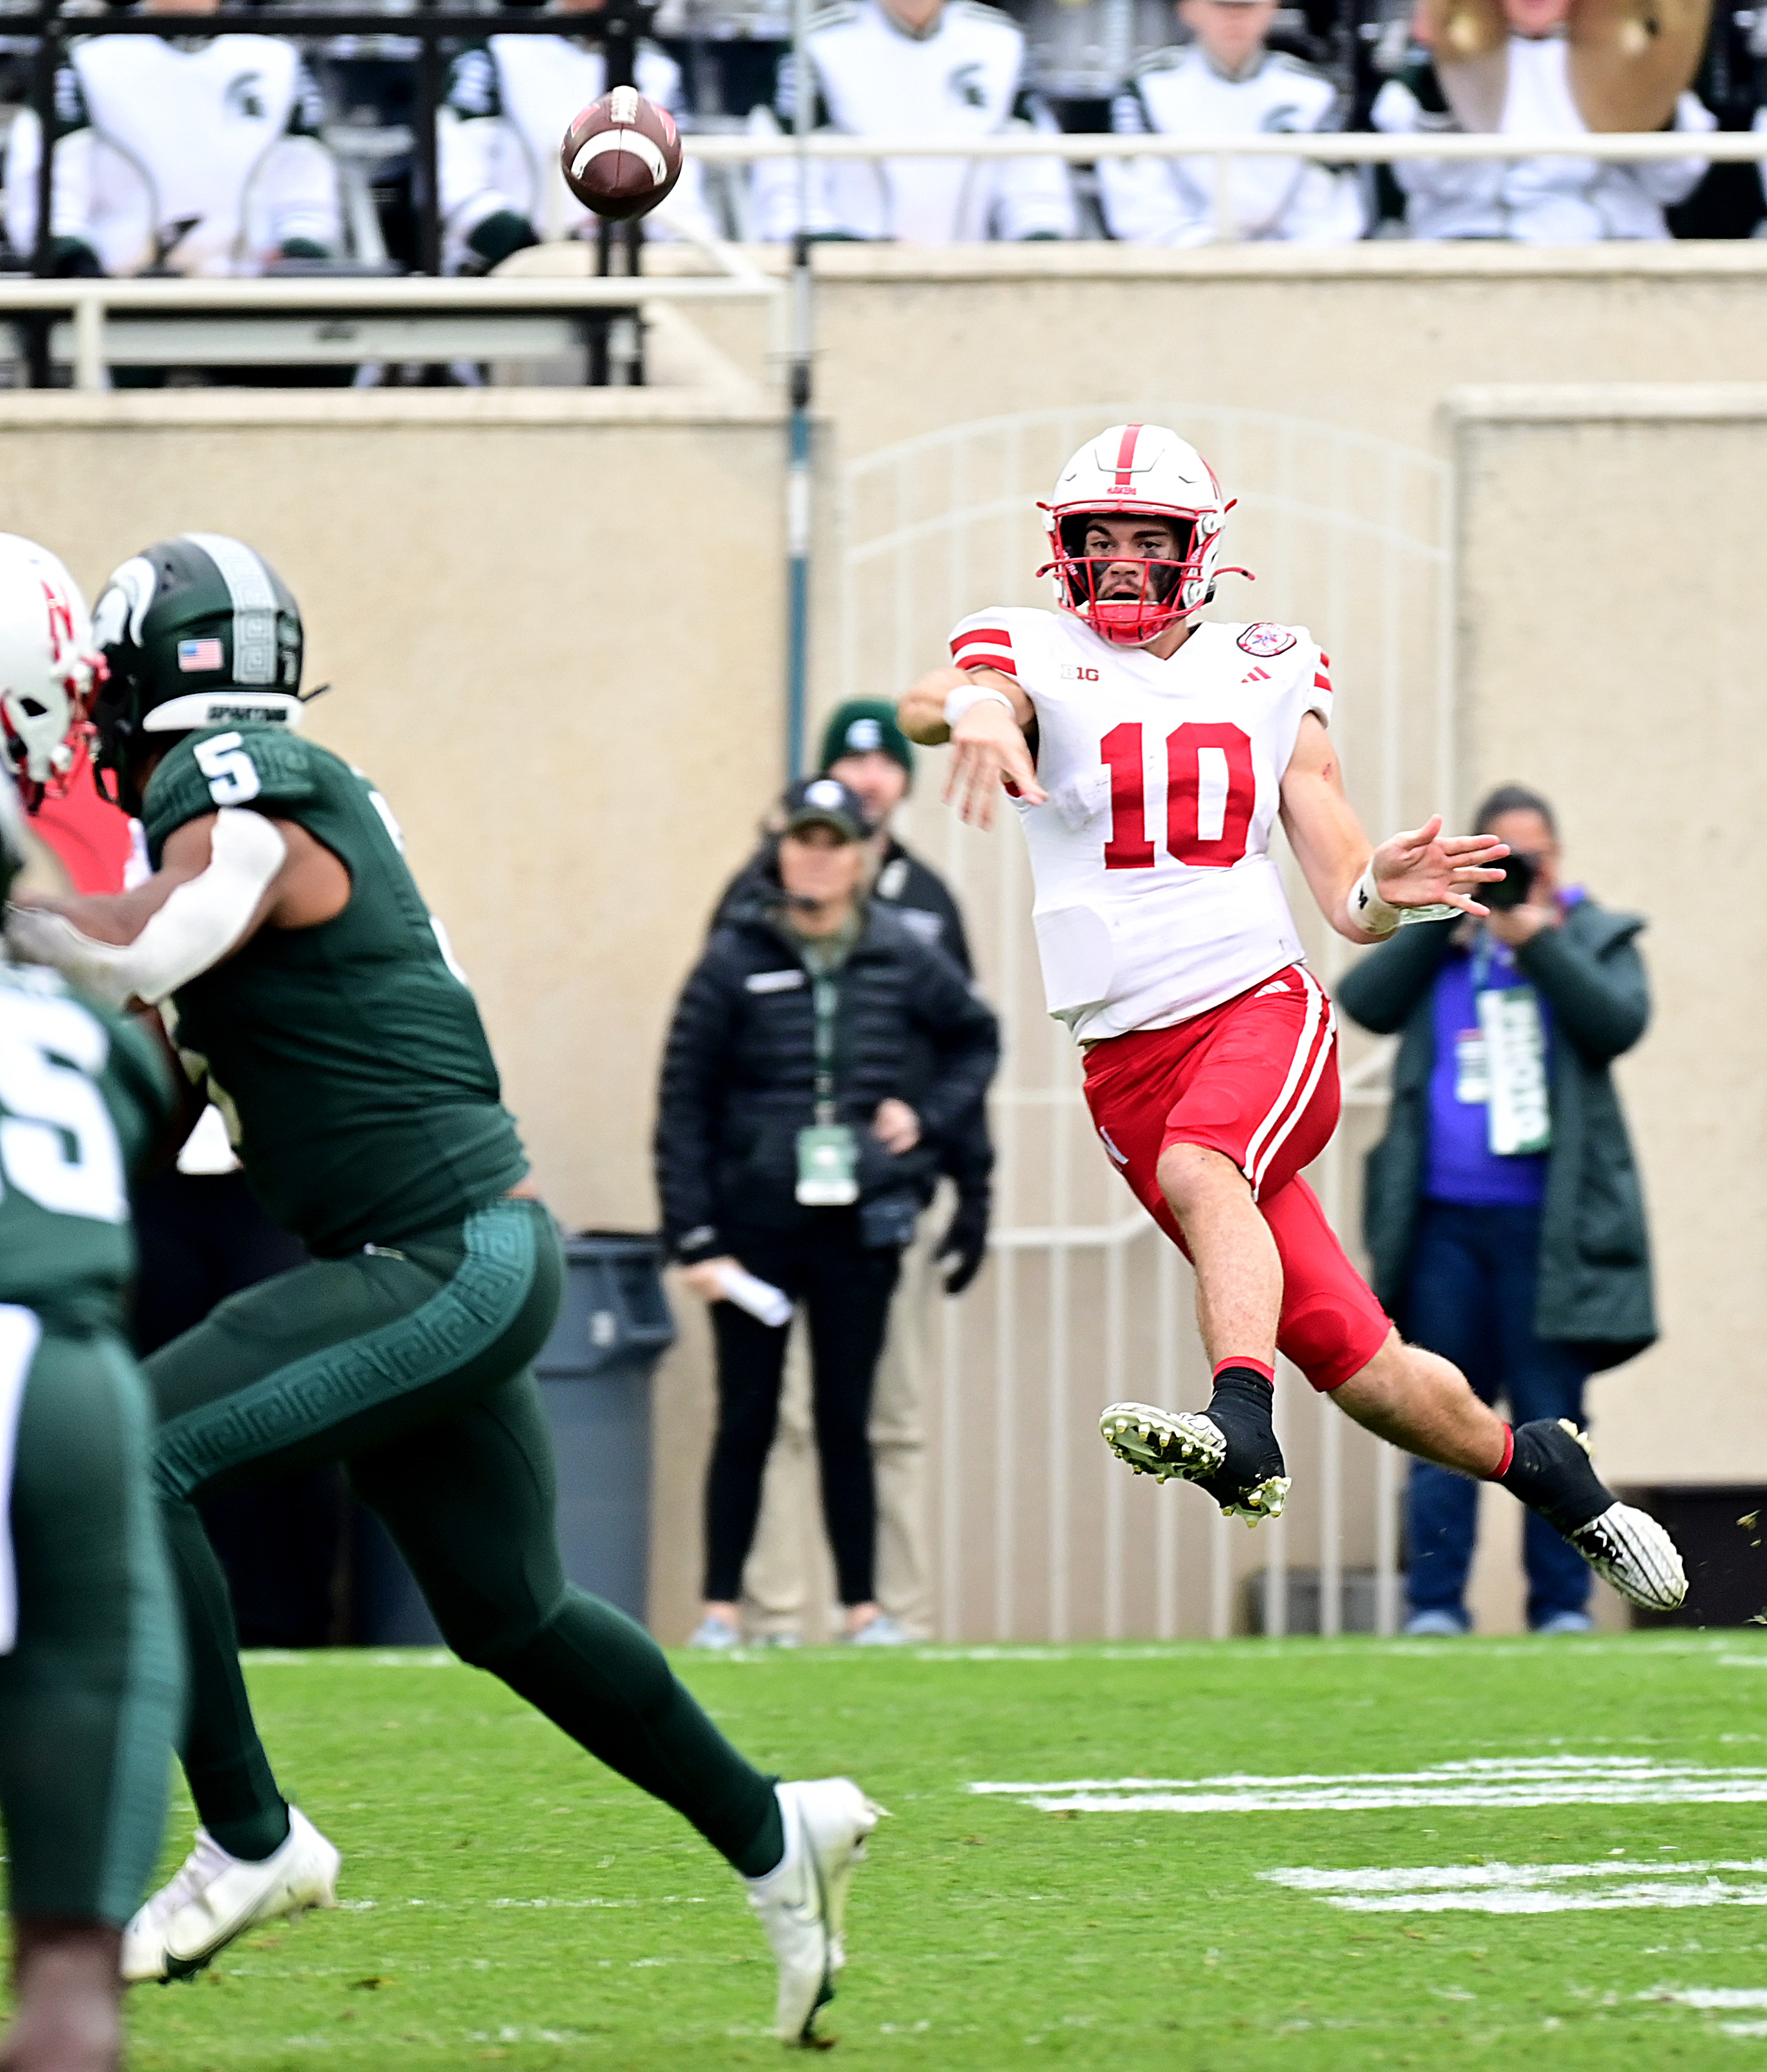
[[1099, 0, 1363, 243], [1336, 785, 1655, 1635], [713, 703, 993, 1644], [657, 777, 997, 1648], [5, 0, 343, 276], [1009, 0, 1173, 128], [653, 0, 792, 121], [748, 0, 1078, 241], [1370, 0, 1713, 241], [439, 0, 718, 270]]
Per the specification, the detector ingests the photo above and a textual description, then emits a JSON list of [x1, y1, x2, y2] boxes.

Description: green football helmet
[[89, 534, 305, 813]]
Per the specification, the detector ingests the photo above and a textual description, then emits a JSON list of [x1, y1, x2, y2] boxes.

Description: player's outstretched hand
[[1372, 814, 1508, 917], [944, 704, 1047, 830]]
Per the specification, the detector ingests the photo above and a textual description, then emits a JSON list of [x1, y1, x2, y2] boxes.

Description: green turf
[[118, 1633, 1767, 2071]]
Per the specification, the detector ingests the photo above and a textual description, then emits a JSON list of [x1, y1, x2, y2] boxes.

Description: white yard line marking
[[969, 1756, 1767, 1814], [1263, 1861, 1767, 1914]]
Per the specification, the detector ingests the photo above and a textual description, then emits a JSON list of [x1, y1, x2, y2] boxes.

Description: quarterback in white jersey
[[898, 422, 1686, 1615]]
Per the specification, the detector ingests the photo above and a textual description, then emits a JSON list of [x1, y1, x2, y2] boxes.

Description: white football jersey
[[949, 606, 1331, 1042]]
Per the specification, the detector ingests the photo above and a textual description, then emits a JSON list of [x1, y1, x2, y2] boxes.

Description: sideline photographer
[[656, 777, 998, 1649], [1336, 785, 1655, 1635]]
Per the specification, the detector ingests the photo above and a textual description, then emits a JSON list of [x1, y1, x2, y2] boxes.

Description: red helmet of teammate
[[1038, 423, 1243, 647]]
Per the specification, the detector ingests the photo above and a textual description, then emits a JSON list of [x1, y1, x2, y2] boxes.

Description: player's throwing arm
[[899, 422, 1686, 1613]]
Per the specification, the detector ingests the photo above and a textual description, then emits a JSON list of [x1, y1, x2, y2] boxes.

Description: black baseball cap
[[780, 775, 873, 844]]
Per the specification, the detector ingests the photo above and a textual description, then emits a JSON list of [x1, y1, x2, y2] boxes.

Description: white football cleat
[[122, 1807, 340, 1984], [744, 1777, 883, 2044], [1568, 1502, 1688, 1612]]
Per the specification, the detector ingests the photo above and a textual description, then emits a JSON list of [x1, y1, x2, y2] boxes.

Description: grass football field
[[118, 1633, 1767, 2071]]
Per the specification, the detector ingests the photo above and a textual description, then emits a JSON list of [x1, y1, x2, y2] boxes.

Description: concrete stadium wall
[[0, 388, 788, 1238], [1450, 384, 1767, 1492]]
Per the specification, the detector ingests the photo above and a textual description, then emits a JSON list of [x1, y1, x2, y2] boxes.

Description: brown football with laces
[[559, 88, 684, 221]]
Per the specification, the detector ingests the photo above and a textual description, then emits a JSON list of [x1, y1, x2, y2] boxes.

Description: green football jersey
[[142, 726, 528, 1256], [0, 961, 173, 1331]]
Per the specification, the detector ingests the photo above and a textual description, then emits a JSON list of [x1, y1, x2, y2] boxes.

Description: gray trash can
[[353, 1228, 675, 1643]]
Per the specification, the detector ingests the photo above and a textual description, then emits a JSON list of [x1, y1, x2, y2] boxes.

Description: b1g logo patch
[[1237, 623, 1297, 658], [1059, 663, 1100, 682]]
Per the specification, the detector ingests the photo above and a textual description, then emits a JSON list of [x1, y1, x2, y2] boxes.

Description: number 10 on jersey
[[1102, 720, 1256, 871]]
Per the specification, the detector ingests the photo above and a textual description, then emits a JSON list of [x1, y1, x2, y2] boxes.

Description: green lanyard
[[811, 973, 839, 1126]]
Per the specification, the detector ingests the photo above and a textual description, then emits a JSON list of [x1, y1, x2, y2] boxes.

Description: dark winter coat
[[656, 900, 999, 1261], [710, 837, 993, 1208], [1335, 901, 1655, 1371]]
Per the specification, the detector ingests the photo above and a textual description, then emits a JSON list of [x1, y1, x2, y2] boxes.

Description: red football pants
[[1082, 963, 1392, 1393]]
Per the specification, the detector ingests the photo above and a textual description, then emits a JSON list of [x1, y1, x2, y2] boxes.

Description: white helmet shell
[[0, 534, 101, 799], [1040, 424, 1235, 644]]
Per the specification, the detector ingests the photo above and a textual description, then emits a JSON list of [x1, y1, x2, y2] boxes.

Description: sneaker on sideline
[[845, 1613, 908, 1647], [1534, 1609, 1596, 1635], [1402, 1610, 1467, 1638], [688, 1614, 743, 1650]]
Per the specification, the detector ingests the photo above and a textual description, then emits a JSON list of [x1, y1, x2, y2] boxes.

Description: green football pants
[[147, 1198, 778, 1872], [0, 1314, 181, 1925]]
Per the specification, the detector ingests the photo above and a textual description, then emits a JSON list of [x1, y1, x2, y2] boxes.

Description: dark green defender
[[10, 535, 875, 2043], [0, 772, 180, 2069]]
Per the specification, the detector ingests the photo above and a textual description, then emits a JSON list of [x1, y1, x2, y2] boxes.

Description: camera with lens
[[1484, 851, 1538, 913]]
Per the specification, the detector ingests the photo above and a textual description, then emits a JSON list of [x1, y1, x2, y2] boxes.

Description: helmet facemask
[[1040, 509, 1222, 647]]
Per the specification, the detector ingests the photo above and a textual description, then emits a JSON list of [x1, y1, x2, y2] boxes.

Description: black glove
[[936, 1194, 989, 1296]]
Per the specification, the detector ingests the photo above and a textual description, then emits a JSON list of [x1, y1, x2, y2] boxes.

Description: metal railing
[[694, 125, 1766, 244], [0, 265, 780, 387]]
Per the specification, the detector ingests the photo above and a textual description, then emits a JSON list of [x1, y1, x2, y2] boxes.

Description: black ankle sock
[[1495, 1420, 1613, 1537], [733, 1795, 786, 1881], [208, 1803, 291, 1863], [1201, 1369, 1285, 1504]]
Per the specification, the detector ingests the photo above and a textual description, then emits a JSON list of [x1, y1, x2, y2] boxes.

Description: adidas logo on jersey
[[1243, 667, 1272, 685]]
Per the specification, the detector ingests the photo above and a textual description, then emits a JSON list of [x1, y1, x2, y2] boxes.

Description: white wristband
[[943, 682, 1017, 729], [1349, 864, 1402, 939]]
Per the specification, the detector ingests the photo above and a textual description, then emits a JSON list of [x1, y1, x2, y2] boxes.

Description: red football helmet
[[1038, 422, 1245, 647]]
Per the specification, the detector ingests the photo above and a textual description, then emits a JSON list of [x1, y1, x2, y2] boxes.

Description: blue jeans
[[1400, 1201, 1593, 1630]]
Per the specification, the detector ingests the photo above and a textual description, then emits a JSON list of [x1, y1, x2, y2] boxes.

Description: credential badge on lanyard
[[795, 973, 860, 1205], [1476, 984, 1552, 1157]]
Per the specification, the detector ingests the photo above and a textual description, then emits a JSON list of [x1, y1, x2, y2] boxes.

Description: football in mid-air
[[560, 88, 684, 222]]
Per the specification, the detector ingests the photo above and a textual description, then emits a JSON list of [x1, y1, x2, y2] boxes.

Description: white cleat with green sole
[[1099, 1400, 1291, 1525]]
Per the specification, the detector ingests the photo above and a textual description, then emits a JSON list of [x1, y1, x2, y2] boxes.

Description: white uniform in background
[[439, 36, 718, 264], [5, 35, 341, 277], [1099, 43, 1363, 245], [947, 608, 1330, 1039], [1371, 39, 1713, 242], [749, 0, 1078, 242]]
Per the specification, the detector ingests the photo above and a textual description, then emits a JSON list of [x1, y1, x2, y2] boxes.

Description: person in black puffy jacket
[[656, 776, 998, 1650]]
